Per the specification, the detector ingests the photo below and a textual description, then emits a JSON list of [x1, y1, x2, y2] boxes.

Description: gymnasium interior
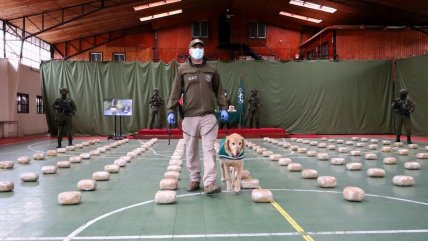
[[1, 1, 428, 240]]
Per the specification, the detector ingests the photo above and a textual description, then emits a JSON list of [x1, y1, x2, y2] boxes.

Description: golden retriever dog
[[218, 133, 245, 192]]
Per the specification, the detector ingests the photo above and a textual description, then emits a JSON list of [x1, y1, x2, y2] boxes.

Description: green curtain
[[41, 61, 176, 136], [396, 54, 428, 136], [41, 60, 393, 135], [214, 60, 393, 134]]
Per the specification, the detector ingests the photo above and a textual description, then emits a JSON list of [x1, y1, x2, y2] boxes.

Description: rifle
[[55, 99, 75, 115], [393, 99, 411, 117]]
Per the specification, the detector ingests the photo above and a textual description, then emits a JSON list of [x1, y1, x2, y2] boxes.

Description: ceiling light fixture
[[279, 11, 322, 23], [134, 0, 181, 11], [140, 9, 183, 22], [289, 0, 336, 13]]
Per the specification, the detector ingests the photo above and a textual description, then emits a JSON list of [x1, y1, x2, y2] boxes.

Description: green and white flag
[[237, 76, 244, 126]]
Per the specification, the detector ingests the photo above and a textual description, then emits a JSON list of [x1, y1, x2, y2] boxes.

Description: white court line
[[0, 180, 426, 241], [0, 149, 30, 156], [269, 189, 428, 206], [27, 140, 55, 153], [149, 149, 172, 158], [58, 189, 428, 241], [146, 147, 174, 158], [3, 229, 428, 240], [64, 193, 198, 241], [137, 140, 172, 158]]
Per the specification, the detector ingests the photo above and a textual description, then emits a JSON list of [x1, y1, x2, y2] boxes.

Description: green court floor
[[0, 137, 427, 241]]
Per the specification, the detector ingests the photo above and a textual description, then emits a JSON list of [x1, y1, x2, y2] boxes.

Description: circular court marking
[[0, 148, 31, 156], [63, 189, 428, 241], [27, 140, 56, 152], [138, 139, 173, 158]]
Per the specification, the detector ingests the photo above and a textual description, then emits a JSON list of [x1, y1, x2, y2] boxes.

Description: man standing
[[247, 89, 262, 128], [52, 88, 76, 148], [148, 88, 164, 129], [392, 88, 415, 144], [166, 39, 228, 195]]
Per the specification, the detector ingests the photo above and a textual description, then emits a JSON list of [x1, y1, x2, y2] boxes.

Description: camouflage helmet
[[153, 88, 159, 93], [399, 88, 408, 95], [189, 39, 204, 48], [251, 89, 258, 94], [59, 88, 69, 94]]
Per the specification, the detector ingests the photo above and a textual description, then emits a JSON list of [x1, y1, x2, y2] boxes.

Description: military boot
[[407, 136, 412, 144], [57, 140, 62, 148], [68, 138, 73, 146], [395, 135, 401, 143]]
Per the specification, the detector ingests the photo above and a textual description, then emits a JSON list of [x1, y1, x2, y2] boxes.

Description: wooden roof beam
[[6, 0, 147, 41], [56, 25, 151, 59]]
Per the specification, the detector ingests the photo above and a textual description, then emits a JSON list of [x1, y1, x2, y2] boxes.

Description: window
[[112, 53, 126, 62], [319, 42, 329, 59], [249, 21, 266, 38], [22, 37, 47, 69], [307, 51, 315, 60], [90, 52, 103, 62], [2, 22, 50, 68], [17, 93, 29, 113], [289, 0, 337, 13], [134, 0, 181, 11], [36, 96, 44, 114], [192, 21, 209, 38], [5, 31, 21, 59]]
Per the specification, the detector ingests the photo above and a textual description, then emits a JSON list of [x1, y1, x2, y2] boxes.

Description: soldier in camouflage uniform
[[148, 88, 165, 129], [392, 88, 415, 144], [246, 89, 262, 128], [52, 88, 77, 148]]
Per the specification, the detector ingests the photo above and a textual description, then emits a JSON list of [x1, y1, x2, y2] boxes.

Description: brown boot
[[204, 184, 221, 195], [187, 181, 200, 192]]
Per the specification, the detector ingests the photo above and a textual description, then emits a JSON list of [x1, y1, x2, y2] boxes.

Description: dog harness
[[218, 138, 245, 160]]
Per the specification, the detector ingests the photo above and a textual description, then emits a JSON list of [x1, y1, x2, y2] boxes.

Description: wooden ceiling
[[0, 0, 427, 44]]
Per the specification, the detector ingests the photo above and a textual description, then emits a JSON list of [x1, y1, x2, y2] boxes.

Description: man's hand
[[167, 112, 175, 125], [220, 110, 229, 121]]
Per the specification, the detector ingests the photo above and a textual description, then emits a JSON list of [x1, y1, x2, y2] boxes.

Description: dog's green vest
[[218, 138, 245, 160]]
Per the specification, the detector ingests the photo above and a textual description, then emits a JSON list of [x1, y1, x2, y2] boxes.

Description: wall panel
[[54, 24, 428, 62], [337, 29, 428, 60]]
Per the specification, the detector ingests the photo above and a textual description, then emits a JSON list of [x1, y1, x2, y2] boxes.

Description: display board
[[103, 99, 133, 116]]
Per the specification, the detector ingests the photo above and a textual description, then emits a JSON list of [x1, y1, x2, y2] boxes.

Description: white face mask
[[190, 48, 204, 60]]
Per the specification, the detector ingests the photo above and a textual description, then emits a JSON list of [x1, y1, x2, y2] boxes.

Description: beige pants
[[182, 114, 218, 188]]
